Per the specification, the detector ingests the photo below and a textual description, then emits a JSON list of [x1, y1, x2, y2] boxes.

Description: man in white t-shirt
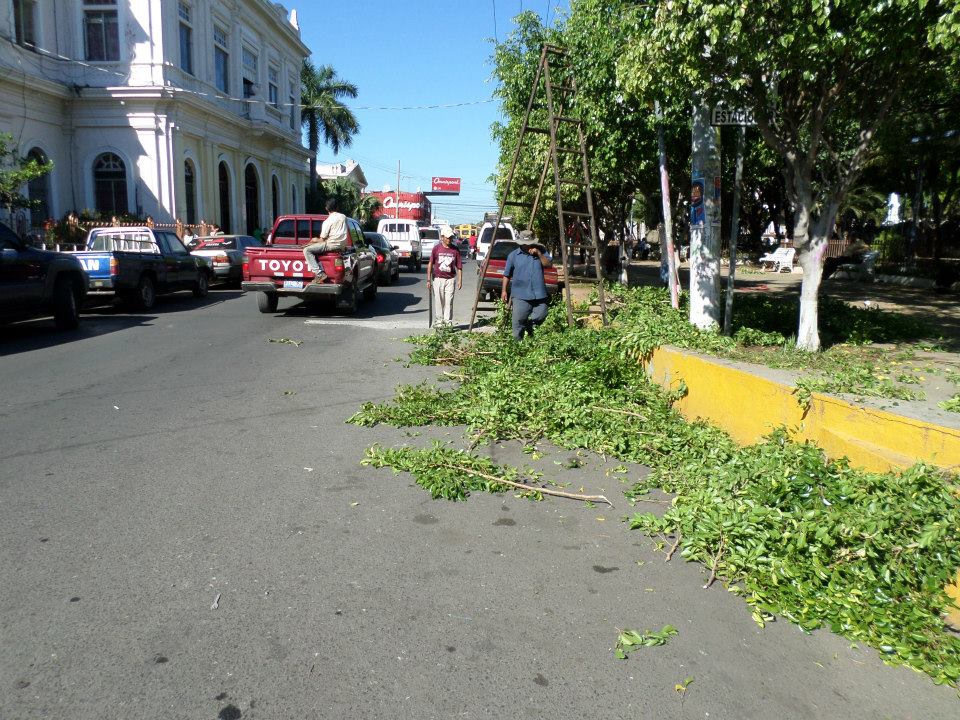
[[304, 198, 348, 284]]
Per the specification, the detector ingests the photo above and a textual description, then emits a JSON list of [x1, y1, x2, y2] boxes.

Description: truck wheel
[[53, 276, 81, 330], [415, 256, 423, 272], [134, 276, 156, 310], [257, 292, 279, 313], [363, 275, 378, 300], [193, 271, 209, 297]]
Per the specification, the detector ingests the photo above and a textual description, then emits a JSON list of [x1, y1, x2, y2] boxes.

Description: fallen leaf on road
[[675, 676, 694, 694], [211, 593, 221, 610], [350, 502, 360, 507], [268, 338, 303, 348], [113, 406, 119, 410], [304, 467, 314, 472], [283, 390, 297, 396]]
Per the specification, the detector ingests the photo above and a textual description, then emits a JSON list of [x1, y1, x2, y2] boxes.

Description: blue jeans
[[511, 297, 549, 340]]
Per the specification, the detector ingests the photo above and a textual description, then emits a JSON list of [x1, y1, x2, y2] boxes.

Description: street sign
[[711, 106, 756, 126]]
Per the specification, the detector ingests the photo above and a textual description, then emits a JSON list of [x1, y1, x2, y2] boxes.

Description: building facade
[[0, 0, 311, 235], [316, 159, 367, 191]]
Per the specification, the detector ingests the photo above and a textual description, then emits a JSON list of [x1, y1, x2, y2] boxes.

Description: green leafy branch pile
[[350, 288, 960, 685]]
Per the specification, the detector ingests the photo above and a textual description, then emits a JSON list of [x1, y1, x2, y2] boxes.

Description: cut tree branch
[[437, 462, 614, 507]]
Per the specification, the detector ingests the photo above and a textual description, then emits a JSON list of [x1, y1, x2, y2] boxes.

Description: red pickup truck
[[479, 240, 561, 301], [242, 214, 377, 313]]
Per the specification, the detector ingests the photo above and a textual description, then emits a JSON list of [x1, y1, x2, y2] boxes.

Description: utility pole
[[656, 101, 679, 309], [723, 125, 745, 336], [688, 101, 721, 330], [395, 160, 400, 220]]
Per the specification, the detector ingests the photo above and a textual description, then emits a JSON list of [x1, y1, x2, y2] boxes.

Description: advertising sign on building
[[430, 177, 461, 194], [366, 191, 432, 222]]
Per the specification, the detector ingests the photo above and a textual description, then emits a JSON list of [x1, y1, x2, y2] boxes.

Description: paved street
[[2, 261, 958, 720]]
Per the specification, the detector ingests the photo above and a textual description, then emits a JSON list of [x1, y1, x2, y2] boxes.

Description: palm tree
[[300, 60, 359, 195], [356, 194, 383, 230]]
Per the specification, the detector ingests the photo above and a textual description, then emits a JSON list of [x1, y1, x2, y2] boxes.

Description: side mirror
[[392, 245, 399, 250]]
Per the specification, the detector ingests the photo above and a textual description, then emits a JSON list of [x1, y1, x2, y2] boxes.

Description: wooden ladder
[[469, 43, 608, 330]]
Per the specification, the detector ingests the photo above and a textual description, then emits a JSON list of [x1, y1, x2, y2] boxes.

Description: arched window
[[271, 175, 279, 223], [218, 161, 231, 232], [244, 164, 259, 235], [184, 159, 197, 224], [27, 148, 51, 227], [93, 152, 128, 215]]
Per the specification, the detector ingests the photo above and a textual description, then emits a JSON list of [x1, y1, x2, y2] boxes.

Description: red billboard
[[365, 191, 432, 222], [431, 177, 461, 194]]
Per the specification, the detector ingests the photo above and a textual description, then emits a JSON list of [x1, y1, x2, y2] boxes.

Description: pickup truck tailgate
[[244, 246, 346, 288], [71, 251, 114, 286]]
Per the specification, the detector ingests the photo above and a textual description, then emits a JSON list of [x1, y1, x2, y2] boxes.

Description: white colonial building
[[0, 0, 311, 234], [316, 159, 368, 191]]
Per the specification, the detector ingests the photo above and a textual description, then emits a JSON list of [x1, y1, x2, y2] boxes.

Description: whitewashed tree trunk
[[688, 103, 721, 331]]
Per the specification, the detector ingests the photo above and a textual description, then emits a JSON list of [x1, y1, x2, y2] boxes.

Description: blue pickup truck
[[72, 227, 209, 310]]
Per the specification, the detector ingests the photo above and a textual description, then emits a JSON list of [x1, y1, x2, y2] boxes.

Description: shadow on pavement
[[0, 313, 158, 356]]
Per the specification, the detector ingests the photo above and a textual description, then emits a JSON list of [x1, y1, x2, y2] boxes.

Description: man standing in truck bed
[[304, 198, 348, 284]]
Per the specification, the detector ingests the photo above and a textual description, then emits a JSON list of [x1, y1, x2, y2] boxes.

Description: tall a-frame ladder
[[469, 43, 608, 330]]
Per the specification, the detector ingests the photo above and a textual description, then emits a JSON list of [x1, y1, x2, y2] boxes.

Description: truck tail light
[[109, 257, 119, 276], [242, 256, 249, 276], [377, 253, 385, 263], [213, 253, 229, 264]]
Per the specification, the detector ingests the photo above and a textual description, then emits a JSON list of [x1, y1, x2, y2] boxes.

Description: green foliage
[[0, 132, 53, 212], [361, 443, 540, 502], [629, 436, 960, 685], [873, 229, 907, 265], [615, 625, 678, 658], [939, 395, 960, 413], [353, 287, 960, 685]]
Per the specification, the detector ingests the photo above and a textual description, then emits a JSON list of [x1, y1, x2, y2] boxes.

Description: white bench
[[759, 247, 795, 273], [835, 250, 879, 282]]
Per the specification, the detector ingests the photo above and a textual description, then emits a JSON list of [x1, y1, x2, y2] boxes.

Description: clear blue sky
[[297, 1, 567, 225]]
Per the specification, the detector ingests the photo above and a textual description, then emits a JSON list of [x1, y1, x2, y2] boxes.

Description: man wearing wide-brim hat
[[502, 230, 553, 340]]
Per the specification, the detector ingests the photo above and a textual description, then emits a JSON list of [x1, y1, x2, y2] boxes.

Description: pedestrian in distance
[[303, 198, 348, 285], [426, 226, 463, 326], [209, 223, 224, 237], [502, 230, 553, 341]]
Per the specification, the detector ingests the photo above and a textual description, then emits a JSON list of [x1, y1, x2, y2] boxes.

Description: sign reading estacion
[[711, 106, 756, 126], [431, 177, 461, 194]]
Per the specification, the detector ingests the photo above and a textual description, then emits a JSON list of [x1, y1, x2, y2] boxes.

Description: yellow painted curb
[[645, 346, 960, 627]]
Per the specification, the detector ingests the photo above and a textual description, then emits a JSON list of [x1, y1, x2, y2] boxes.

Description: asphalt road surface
[[2, 260, 958, 719]]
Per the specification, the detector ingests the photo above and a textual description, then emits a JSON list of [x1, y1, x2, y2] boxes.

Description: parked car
[[190, 234, 262, 286], [363, 231, 401, 285], [476, 214, 517, 263], [70, 226, 208, 310], [478, 240, 561, 301], [243, 214, 377, 314], [0, 220, 87, 330], [376, 218, 422, 270], [419, 226, 440, 260]]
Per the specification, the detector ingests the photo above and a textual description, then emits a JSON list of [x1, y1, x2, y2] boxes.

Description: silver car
[[189, 235, 262, 287]]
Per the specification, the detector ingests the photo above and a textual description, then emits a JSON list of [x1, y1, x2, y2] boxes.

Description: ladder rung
[[560, 178, 587, 186], [574, 309, 606, 315], [503, 201, 533, 208], [545, 45, 568, 55], [556, 147, 583, 154], [562, 210, 592, 217], [525, 126, 550, 135]]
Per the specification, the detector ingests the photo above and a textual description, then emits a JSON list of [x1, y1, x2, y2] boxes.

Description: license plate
[[400, 252, 410, 257], [283, 280, 304, 290], [92, 280, 104, 287]]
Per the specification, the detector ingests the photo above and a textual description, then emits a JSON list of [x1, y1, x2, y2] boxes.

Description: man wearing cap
[[427, 226, 463, 326], [502, 230, 553, 340]]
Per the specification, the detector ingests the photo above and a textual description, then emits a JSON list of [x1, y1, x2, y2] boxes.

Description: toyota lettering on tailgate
[[258, 258, 307, 274]]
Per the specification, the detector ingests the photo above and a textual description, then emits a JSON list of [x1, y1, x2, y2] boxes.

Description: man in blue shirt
[[502, 231, 553, 340]]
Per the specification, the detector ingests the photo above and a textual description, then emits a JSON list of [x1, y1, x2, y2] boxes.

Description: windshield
[[480, 227, 513, 245], [419, 229, 439, 240], [489, 241, 519, 260], [89, 231, 156, 252]]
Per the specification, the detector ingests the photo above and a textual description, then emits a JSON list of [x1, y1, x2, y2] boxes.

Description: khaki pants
[[432, 277, 455, 325], [303, 240, 344, 274]]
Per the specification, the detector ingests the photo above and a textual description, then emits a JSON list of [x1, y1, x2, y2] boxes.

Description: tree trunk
[[688, 103, 721, 331], [309, 156, 318, 195], [794, 203, 833, 352]]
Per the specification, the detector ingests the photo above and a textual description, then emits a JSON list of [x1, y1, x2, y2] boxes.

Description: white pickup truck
[[376, 218, 422, 271]]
